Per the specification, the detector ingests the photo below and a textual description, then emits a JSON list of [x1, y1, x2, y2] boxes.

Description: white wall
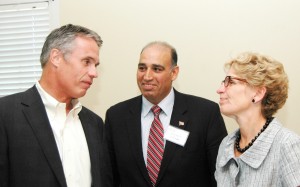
[[60, 0, 300, 134]]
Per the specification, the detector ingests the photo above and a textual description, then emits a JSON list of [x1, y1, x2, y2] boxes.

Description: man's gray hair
[[40, 24, 103, 68]]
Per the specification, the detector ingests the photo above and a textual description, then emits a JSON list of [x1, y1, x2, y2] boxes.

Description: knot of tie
[[151, 105, 161, 117]]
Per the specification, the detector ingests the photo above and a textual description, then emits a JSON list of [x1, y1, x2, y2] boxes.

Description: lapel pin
[[179, 121, 184, 126]]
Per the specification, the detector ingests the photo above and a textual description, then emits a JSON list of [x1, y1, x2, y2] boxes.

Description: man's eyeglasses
[[222, 76, 248, 87]]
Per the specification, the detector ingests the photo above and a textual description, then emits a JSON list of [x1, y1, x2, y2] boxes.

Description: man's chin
[[75, 90, 87, 98], [141, 91, 154, 97], [142, 93, 159, 103]]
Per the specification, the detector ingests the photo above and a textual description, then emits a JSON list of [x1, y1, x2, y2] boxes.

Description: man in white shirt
[[0, 24, 111, 187]]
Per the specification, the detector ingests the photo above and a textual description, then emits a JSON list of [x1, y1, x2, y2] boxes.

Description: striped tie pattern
[[147, 105, 164, 187]]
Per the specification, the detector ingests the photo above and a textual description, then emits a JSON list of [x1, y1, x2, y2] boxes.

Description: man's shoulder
[[0, 86, 36, 104], [0, 87, 38, 117], [110, 95, 141, 108], [80, 106, 103, 122], [106, 95, 142, 116]]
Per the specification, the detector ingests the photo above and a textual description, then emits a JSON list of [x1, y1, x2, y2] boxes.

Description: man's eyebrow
[[85, 56, 100, 66], [137, 63, 164, 68], [152, 64, 164, 68]]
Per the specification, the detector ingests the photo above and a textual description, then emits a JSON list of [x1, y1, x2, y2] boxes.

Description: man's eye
[[138, 66, 146, 71], [153, 67, 162, 72]]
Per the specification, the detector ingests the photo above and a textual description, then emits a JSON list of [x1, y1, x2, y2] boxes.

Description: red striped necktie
[[147, 105, 164, 187]]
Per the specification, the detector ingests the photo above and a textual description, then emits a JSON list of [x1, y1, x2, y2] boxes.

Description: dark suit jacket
[[0, 86, 110, 187], [104, 89, 227, 187]]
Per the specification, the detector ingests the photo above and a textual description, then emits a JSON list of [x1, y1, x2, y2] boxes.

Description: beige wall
[[60, 0, 300, 135]]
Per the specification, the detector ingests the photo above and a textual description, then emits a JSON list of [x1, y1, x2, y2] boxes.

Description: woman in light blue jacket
[[215, 52, 300, 187]]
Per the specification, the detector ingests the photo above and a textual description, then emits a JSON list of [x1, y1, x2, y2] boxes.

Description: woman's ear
[[253, 86, 267, 103]]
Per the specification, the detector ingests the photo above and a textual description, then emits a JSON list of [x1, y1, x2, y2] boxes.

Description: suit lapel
[[125, 97, 153, 186], [22, 86, 67, 187], [157, 90, 189, 185]]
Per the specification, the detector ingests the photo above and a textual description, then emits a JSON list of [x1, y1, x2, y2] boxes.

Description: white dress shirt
[[36, 82, 91, 187], [141, 88, 175, 164]]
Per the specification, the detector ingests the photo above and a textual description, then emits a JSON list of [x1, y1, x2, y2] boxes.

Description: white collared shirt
[[141, 88, 175, 164], [36, 82, 91, 187]]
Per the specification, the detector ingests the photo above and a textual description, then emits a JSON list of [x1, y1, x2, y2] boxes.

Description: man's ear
[[171, 66, 179, 81], [49, 48, 61, 67]]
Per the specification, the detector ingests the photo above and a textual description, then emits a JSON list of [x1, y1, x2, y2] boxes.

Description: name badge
[[164, 125, 189, 146]]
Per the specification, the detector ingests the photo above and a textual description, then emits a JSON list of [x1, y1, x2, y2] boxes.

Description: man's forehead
[[142, 44, 171, 53]]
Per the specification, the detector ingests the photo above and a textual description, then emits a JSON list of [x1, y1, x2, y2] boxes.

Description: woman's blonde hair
[[225, 52, 288, 118]]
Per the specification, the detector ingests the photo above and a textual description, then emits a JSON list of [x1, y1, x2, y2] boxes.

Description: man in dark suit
[[0, 24, 111, 187], [105, 41, 228, 187]]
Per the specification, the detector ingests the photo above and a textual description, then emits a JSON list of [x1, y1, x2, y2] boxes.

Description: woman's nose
[[216, 83, 225, 94]]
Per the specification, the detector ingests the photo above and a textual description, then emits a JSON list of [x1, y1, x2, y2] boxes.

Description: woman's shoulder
[[272, 118, 300, 143]]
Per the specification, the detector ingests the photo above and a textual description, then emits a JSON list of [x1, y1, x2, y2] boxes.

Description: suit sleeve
[[0, 110, 9, 187], [206, 104, 227, 187], [104, 109, 121, 187]]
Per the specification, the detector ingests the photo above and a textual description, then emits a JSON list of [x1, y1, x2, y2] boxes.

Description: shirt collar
[[141, 88, 175, 117], [35, 82, 82, 119], [219, 118, 282, 168]]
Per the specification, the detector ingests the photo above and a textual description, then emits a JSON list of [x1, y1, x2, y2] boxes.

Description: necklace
[[235, 117, 273, 153]]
